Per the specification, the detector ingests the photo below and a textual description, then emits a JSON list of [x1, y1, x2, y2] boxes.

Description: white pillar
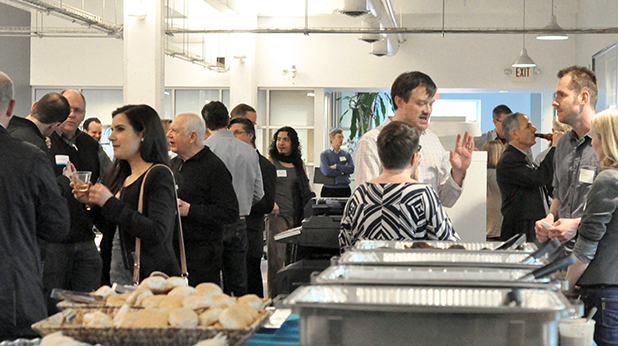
[[229, 15, 258, 110], [123, 0, 165, 113]]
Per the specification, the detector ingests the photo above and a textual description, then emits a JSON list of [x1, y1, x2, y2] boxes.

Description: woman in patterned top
[[339, 121, 459, 250]]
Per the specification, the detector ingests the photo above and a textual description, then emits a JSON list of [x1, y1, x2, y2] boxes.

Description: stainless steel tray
[[338, 250, 546, 268], [353, 240, 538, 252], [314, 265, 561, 289], [284, 285, 571, 346]]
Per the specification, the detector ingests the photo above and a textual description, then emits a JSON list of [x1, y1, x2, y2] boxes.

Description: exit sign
[[508, 67, 535, 83]]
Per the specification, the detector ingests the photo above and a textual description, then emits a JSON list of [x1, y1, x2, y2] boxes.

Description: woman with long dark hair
[[75, 104, 180, 284], [267, 126, 314, 297]]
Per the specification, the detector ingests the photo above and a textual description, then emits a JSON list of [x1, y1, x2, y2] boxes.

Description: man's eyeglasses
[[233, 131, 246, 136], [70, 108, 85, 116]]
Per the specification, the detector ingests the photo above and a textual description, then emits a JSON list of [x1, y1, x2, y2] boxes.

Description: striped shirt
[[354, 117, 463, 207], [339, 182, 460, 249]]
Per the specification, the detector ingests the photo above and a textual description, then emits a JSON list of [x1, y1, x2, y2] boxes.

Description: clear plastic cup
[[559, 318, 595, 346]]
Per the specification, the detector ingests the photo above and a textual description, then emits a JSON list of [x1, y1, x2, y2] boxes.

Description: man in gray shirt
[[202, 101, 264, 296], [535, 66, 600, 248], [473, 104, 512, 149]]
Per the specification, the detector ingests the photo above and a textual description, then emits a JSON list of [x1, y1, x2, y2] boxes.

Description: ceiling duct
[[370, 34, 398, 57], [340, 0, 369, 17], [359, 19, 381, 43]]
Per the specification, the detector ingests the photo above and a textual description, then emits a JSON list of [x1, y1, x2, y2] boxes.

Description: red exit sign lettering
[[516, 67, 531, 77], [508, 67, 535, 83]]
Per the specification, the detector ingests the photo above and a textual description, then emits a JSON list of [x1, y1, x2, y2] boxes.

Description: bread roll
[[82, 311, 113, 327], [158, 295, 184, 310], [127, 288, 153, 305], [211, 295, 236, 309], [165, 276, 188, 291], [92, 285, 116, 298], [238, 294, 263, 310], [105, 295, 128, 307], [182, 293, 213, 310], [233, 303, 259, 322], [218, 306, 250, 329], [40, 331, 93, 346], [193, 333, 228, 346], [118, 309, 169, 327], [167, 286, 195, 298], [195, 282, 223, 296], [139, 276, 168, 294], [198, 308, 223, 326], [168, 307, 199, 328], [140, 294, 167, 308]]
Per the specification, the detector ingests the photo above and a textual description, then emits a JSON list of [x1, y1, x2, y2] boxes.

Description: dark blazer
[[246, 151, 277, 258], [496, 145, 555, 241], [0, 126, 69, 338], [7, 116, 48, 154]]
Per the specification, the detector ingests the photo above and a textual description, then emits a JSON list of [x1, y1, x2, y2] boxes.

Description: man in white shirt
[[354, 71, 474, 207]]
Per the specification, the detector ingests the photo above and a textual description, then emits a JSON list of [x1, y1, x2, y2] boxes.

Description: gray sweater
[[573, 167, 618, 286]]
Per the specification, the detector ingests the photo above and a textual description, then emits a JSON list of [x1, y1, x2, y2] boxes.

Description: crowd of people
[[2, 63, 618, 344]]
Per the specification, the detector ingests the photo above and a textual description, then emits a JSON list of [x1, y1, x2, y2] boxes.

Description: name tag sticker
[[55, 155, 69, 165], [277, 169, 287, 178], [579, 168, 595, 184], [339, 156, 346, 162]]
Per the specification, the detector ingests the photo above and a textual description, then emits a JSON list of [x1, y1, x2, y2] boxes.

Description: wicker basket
[[31, 308, 272, 346]]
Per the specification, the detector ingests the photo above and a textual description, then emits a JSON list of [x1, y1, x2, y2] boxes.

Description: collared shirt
[[205, 130, 264, 216], [474, 128, 506, 149], [320, 146, 354, 188], [553, 130, 600, 219], [354, 117, 463, 208]]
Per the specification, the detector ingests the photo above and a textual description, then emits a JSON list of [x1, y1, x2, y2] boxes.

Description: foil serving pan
[[353, 240, 538, 252], [284, 285, 571, 346], [338, 249, 546, 268], [313, 265, 561, 289]]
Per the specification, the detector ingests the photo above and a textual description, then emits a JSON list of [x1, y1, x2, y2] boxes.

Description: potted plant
[[340, 92, 392, 142]]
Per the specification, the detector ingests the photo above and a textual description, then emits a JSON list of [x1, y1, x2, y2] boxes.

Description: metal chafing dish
[[338, 249, 547, 268], [353, 240, 538, 252], [284, 285, 572, 346], [313, 264, 562, 290]]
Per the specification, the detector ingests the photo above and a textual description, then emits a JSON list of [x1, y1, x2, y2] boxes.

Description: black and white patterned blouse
[[339, 182, 460, 249]]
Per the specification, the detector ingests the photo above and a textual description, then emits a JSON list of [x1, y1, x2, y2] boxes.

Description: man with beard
[[536, 66, 600, 250]]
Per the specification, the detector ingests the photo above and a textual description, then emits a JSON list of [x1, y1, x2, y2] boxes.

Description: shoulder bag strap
[[132, 164, 188, 285]]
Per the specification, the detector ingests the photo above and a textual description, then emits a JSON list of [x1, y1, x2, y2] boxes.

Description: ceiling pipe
[[7, 0, 123, 38], [166, 27, 618, 35]]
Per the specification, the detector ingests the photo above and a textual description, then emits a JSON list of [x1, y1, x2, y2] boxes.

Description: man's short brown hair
[[230, 103, 256, 119], [557, 66, 598, 109]]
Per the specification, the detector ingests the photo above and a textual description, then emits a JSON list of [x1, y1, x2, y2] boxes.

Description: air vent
[[340, 0, 369, 17]]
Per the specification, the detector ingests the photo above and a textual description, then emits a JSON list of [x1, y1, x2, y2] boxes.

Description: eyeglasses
[[233, 131, 247, 136], [70, 108, 85, 116], [416, 145, 422, 153]]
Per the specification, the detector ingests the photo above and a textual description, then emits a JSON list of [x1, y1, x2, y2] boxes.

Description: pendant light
[[536, 0, 568, 40], [512, 0, 536, 68]]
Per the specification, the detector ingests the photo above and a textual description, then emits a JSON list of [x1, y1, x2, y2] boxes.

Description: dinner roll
[[237, 294, 263, 310], [165, 276, 188, 291], [158, 295, 184, 310], [140, 294, 167, 308], [218, 305, 250, 329], [211, 295, 236, 309], [198, 308, 224, 326], [167, 286, 195, 298], [169, 307, 199, 328], [82, 311, 113, 327], [195, 282, 223, 296], [139, 276, 168, 294], [92, 285, 116, 298], [182, 293, 213, 310], [105, 295, 128, 307]]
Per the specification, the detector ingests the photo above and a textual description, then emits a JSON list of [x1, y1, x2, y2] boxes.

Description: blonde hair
[[483, 140, 505, 169], [591, 108, 618, 170]]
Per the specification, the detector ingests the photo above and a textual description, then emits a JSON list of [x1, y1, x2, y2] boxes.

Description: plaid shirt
[[354, 117, 463, 208]]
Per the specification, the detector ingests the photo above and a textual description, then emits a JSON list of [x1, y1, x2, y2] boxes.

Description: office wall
[[0, 3, 30, 117]]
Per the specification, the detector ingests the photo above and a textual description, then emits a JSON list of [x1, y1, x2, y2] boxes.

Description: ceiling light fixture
[[512, 0, 536, 68], [537, 0, 568, 40]]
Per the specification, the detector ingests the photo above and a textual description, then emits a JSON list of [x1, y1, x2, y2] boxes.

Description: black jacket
[[246, 152, 276, 258], [0, 126, 69, 338], [49, 130, 101, 243], [7, 116, 48, 154], [170, 146, 239, 244], [497, 145, 555, 241], [101, 165, 181, 280]]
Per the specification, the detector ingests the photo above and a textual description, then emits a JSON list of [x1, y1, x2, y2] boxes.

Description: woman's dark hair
[[377, 121, 420, 170], [269, 126, 303, 167], [106, 104, 169, 193]]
